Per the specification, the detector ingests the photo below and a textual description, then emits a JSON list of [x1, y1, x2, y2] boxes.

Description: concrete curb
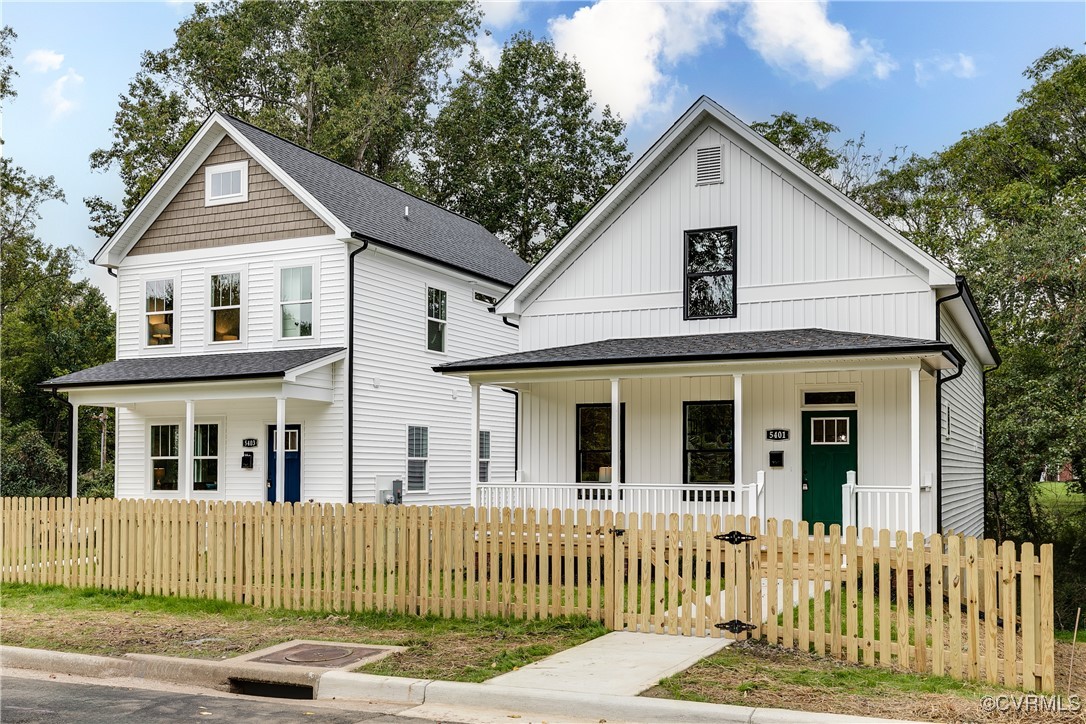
[[317, 670, 923, 724], [1, 645, 925, 724]]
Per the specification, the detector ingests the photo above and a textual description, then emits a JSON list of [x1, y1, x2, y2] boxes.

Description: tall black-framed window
[[575, 403, 626, 484], [683, 401, 735, 485], [684, 226, 737, 319]]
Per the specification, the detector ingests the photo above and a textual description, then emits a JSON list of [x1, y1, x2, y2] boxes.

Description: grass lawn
[[647, 639, 1086, 723], [1035, 481, 1086, 515], [0, 583, 606, 682]]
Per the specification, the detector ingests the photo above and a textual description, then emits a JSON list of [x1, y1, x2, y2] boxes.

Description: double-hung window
[[683, 401, 734, 484], [210, 272, 242, 342], [145, 279, 174, 346], [684, 227, 737, 319], [426, 287, 447, 352], [478, 430, 491, 483], [150, 424, 180, 491], [192, 424, 220, 491], [280, 266, 313, 338], [576, 404, 625, 484], [407, 426, 429, 492], [204, 160, 248, 206]]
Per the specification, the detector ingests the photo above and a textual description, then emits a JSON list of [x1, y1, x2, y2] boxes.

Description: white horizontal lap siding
[[113, 384, 345, 502], [518, 124, 933, 351], [114, 235, 346, 357], [939, 310, 985, 538], [351, 250, 517, 505]]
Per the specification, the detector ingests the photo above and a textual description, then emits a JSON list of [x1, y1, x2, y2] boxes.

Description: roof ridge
[[218, 113, 498, 235]]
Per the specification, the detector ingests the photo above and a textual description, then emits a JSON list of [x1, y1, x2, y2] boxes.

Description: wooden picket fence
[[0, 497, 1055, 692]]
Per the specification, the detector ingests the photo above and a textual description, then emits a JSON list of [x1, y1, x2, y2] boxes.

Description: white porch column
[[733, 374, 744, 488], [70, 404, 79, 498], [183, 400, 195, 501], [275, 396, 287, 504], [469, 381, 481, 507], [910, 366, 921, 532], [610, 377, 621, 510]]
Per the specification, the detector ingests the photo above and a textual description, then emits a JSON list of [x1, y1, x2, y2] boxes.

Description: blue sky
[[4, 1, 1084, 302]]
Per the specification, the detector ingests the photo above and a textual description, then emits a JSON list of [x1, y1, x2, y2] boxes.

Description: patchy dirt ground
[[645, 638, 1086, 723], [0, 584, 605, 682]]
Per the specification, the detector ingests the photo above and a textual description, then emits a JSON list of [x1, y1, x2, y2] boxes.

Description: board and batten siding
[[130, 136, 330, 256], [519, 123, 934, 351], [351, 248, 518, 506], [113, 363, 346, 502], [518, 369, 938, 524], [115, 236, 347, 359], [938, 309, 986, 538]]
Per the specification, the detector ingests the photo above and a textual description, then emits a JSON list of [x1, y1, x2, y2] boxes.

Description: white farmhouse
[[438, 97, 999, 537], [44, 114, 529, 506]]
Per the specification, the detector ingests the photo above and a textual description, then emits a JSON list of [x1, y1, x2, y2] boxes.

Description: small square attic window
[[695, 146, 723, 185], [205, 160, 248, 206]]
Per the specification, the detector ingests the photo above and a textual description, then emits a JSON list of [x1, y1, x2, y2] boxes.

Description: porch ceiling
[[435, 328, 959, 385]]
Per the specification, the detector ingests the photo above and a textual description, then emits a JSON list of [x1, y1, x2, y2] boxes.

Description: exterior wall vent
[[695, 146, 723, 186]]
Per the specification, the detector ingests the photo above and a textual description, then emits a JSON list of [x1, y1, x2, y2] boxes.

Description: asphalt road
[[0, 675, 421, 724]]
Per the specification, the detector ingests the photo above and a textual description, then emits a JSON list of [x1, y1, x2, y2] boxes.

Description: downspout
[[934, 276, 966, 534], [489, 306, 520, 330], [501, 388, 519, 474], [346, 232, 371, 504]]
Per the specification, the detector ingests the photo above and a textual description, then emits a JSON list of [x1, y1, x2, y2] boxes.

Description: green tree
[[87, 0, 480, 238], [423, 32, 630, 262]]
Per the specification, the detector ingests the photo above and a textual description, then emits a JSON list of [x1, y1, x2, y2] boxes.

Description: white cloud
[[914, 52, 977, 86], [549, 0, 732, 124], [740, 1, 896, 87], [44, 68, 84, 119], [481, 0, 525, 29], [25, 49, 64, 73]]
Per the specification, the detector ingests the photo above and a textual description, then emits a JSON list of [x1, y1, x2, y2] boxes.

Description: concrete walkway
[[487, 631, 731, 696]]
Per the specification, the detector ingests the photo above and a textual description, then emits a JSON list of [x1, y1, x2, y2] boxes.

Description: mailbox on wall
[[769, 450, 784, 468], [241, 451, 254, 469]]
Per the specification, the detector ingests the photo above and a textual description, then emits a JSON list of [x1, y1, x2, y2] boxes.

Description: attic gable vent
[[695, 146, 723, 186]]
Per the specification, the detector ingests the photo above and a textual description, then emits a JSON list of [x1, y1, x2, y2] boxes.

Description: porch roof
[[436, 328, 956, 375], [40, 347, 345, 390]]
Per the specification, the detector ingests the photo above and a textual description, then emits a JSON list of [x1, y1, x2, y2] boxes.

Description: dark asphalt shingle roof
[[436, 329, 954, 373], [40, 348, 345, 389], [225, 115, 531, 287]]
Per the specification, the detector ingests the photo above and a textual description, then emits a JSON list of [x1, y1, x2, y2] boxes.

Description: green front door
[[801, 410, 858, 526]]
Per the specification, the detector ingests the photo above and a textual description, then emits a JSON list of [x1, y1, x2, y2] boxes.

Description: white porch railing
[[478, 471, 766, 521], [841, 471, 913, 532]]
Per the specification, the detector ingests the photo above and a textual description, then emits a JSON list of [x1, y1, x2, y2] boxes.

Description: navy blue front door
[[267, 424, 301, 503]]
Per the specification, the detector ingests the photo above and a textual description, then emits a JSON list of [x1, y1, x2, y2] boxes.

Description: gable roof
[[94, 114, 530, 287], [495, 95, 957, 316], [40, 347, 345, 389], [436, 329, 956, 374]]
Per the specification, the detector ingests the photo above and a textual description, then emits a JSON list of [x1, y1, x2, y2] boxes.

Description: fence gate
[[610, 512, 761, 640]]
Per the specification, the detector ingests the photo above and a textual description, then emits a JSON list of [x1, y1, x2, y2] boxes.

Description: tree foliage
[[87, 0, 480, 238], [422, 32, 630, 263]]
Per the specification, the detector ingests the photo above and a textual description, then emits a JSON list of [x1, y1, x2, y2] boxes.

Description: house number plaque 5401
[[765, 429, 789, 441]]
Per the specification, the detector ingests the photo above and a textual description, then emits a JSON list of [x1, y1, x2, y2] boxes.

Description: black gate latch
[[715, 619, 757, 634], [714, 530, 756, 545], [610, 528, 625, 536]]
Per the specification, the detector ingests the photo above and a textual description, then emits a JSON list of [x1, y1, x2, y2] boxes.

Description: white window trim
[[146, 419, 183, 498], [406, 424, 429, 493], [425, 286, 448, 355], [274, 260, 319, 343], [191, 417, 226, 497], [798, 384, 862, 411], [478, 429, 491, 483], [811, 416, 851, 446], [206, 267, 247, 348], [141, 273, 180, 352], [204, 160, 249, 207]]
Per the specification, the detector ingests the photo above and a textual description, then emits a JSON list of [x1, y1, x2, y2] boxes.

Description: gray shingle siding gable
[[224, 115, 531, 287]]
